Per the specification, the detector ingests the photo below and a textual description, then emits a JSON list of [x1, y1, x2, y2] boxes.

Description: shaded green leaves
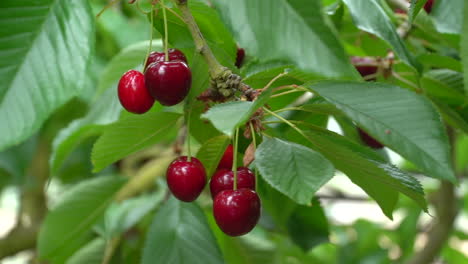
[[0, 0, 94, 151], [212, 0, 358, 79], [141, 197, 223, 264], [255, 138, 334, 205], [408, 0, 428, 23], [431, 0, 464, 34], [462, 1, 468, 94], [342, 0, 421, 71], [196, 135, 231, 177], [310, 81, 455, 182], [287, 201, 329, 252], [38, 176, 126, 263], [92, 112, 181, 172]]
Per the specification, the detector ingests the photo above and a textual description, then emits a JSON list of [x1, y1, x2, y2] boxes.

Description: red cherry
[[358, 127, 384, 149], [213, 188, 261, 236], [166, 156, 207, 202], [424, 0, 434, 13], [351, 56, 378, 81], [210, 167, 256, 199], [217, 144, 234, 170], [145, 61, 192, 106], [117, 70, 154, 114], [235, 48, 245, 68], [144, 49, 187, 70]]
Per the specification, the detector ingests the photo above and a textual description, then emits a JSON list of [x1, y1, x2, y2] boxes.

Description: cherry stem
[[143, 4, 155, 72], [232, 127, 240, 190], [249, 122, 259, 192], [96, 0, 119, 18], [270, 89, 303, 98], [263, 72, 287, 90], [161, 0, 169, 61], [263, 108, 308, 140], [186, 108, 192, 162]]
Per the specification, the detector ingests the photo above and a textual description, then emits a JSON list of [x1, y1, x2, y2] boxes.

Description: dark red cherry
[[217, 144, 234, 170], [351, 56, 378, 81], [144, 49, 187, 70], [145, 61, 192, 106], [213, 188, 261, 236], [117, 70, 154, 114], [358, 127, 384, 149], [166, 156, 207, 202], [235, 48, 245, 68], [210, 167, 256, 199], [424, 0, 434, 13]]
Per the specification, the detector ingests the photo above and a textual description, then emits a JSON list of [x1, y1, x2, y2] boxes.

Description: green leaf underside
[[0, 0, 94, 151], [431, 0, 464, 34], [212, 0, 359, 79], [92, 112, 181, 172], [300, 128, 427, 218], [38, 176, 126, 263], [342, 0, 421, 71], [309, 81, 455, 183], [196, 135, 231, 178], [141, 197, 224, 264], [202, 88, 273, 136], [255, 138, 335, 205]]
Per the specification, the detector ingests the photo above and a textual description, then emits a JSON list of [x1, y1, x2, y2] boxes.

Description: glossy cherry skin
[[145, 61, 192, 106], [351, 56, 378, 81], [213, 188, 261, 236], [166, 156, 207, 202], [217, 144, 234, 170], [210, 167, 256, 199], [358, 127, 384, 149], [424, 0, 434, 13], [144, 49, 187, 70], [235, 48, 245, 68], [117, 70, 154, 114]]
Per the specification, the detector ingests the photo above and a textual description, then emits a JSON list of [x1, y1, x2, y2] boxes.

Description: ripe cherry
[[145, 61, 192, 106], [166, 156, 207, 202], [424, 0, 434, 13], [144, 49, 187, 70], [213, 188, 261, 236], [210, 167, 256, 199], [351, 56, 378, 81], [235, 48, 245, 68], [358, 127, 384, 149], [217, 144, 234, 170], [117, 70, 154, 114]]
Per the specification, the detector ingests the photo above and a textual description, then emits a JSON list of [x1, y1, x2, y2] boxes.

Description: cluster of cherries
[[118, 49, 192, 114], [166, 145, 260, 236]]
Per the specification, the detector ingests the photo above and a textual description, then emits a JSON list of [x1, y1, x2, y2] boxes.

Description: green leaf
[[408, 0, 428, 23], [141, 197, 224, 264], [196, 135, 231, 177], [92, 112, 181, 172], [299, 127, 427, 218], [66, 238, 105, 264], [38, 176, 126, 263], [417, 53, 462, 72], [287, 200, 329, 252], [342, 0, 421, 71], [433, 99, 468, 134], [212, 0, 359, 79], [255, 138, 334, 205], [0, 0, 94, 151], [100, 192, 164, 238], [97, 40, 162, 95], [431, 0, 464, 34], [190, 101, 222, 144], [309, 81, 456, 182], [421, 69, 465, 106], [462, 1, 468, 94], [152, 1, 236, 68], [50, 88, 121, 174]]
